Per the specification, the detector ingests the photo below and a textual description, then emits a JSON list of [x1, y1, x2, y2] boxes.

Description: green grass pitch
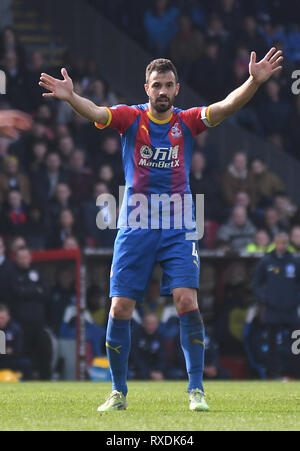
[[0, 381, 300, 431]]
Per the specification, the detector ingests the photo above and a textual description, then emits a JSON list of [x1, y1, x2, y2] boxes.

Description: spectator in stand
[[9, 247, 52, 379], [32, 152, 69, 208], [27, 139, 48, 175], [67, 149, 93, 203], [0, 155, 31, 205], [86, 285, 108, 329], [170, 13, 204, 80], [217, 0, 241, 33], [2, 189, 28, 238], [144, 0, 179, 56], [258, 79, 290, 137], [267, 134, 285, 151], [216, 261, 251, 355], [206, 14, 229, 46], [203, 326, 232, 380], [1, 50, 29, 111], [96, 164, 120, 198], [57, 135, 76, 168], [23, 205, 46, 251], [259, 16, 287, 49], [34, 104, 55, 134], [245, 229, 271, 253], [286, 95, 300, 159], [233, 190, 261, 226], [249, 156, 285, 208], [18, 120, 51, 166], [87, 79, 117, 107], [262, 207, 282, 239], [0, 237, 13, 305], [81, 182, 117, 247], [46, 182, 75, 229], [63, 235, 80, 249], [159, 297, 178, 341], [0, 304, 32, 379], [286, 24, 300, 63], [252, 232, 300, 379], [96, 133, 123, 179], [289, 226, 300, 257], [0, 27, 26, 67], [55, 123, 71, 140], [9, 235, 27, 257], [47, 208, 81, 249], [60, 305, 105, 358], [132, 279, 165, 331], [198, 263, 217, 323], [237, 15, 268, 59], [48, 266, 76, 336], [193, 129, 219, 173], [216, 205, 256, 251], [26, 51, 48, 112], [274, 192, 300, 231], [221, 151, 256, 209], [130, 313, 166, 380], [189, 151, 222, 222], [191, 39, 224, 103]]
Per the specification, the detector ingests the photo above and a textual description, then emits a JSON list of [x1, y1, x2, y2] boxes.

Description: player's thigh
[[110, 228, 159, 303], [157, 229, 200, 294]]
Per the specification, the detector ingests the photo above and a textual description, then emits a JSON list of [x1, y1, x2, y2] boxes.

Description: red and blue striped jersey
[[95, 103, 213, 229]]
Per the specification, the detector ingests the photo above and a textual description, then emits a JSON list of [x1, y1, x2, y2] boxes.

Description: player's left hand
[[0, 110, 32, 138], [249, 47, 283, 85]]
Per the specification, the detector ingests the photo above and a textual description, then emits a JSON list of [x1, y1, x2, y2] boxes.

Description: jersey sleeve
[[179, 106, 218, 138], [94, 105, 140, 134]]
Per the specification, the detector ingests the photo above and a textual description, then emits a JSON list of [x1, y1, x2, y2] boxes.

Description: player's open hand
[[249, 47, 283, 85], [39, 68, 74, 101], [0, 110, 32, 139]]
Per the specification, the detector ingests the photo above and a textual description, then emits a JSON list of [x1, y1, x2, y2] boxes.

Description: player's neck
[[148, 104, 173, 122]]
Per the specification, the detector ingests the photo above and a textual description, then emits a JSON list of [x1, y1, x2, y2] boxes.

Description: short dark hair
[[0, 304, 9, 314], [145, 58, 178, 83]]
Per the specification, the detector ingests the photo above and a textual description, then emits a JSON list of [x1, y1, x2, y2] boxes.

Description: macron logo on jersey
[[139, 145, 180, 169]]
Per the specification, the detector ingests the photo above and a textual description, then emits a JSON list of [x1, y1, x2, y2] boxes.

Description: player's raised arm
[[39, 68, 109, 125], [207, 47, 283, 126]]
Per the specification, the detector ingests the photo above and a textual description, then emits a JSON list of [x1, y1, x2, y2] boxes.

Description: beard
[[150, 94, 175, 113]]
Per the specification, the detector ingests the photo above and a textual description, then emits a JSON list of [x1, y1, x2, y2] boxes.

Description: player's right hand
[[0, 110, 32, 138], [39, 68, 74, 101]]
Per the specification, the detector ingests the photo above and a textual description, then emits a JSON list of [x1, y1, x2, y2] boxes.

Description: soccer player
[[39, 47, 283, 412]]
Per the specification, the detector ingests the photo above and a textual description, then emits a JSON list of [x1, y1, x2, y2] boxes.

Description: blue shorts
[[109, 228, 200, 303]]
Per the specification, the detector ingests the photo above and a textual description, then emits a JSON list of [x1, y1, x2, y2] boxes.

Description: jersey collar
[[147, 110, 173, 124]]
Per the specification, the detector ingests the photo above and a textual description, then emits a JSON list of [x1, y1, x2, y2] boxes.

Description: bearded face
[[145, 71, 179, 114], [150, 91, 176, 113]]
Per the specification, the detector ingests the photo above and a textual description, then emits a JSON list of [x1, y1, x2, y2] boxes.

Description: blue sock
[[179, 309, 205, 393], [106, 314, 131, 396]]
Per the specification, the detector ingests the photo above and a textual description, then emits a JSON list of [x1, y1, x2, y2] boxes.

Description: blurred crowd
[[0, 1, 300, 381], [92, 0, 300, 159]]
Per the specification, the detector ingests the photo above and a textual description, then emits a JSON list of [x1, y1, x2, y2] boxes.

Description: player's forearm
[[67, 92, 108, 124], [209, 76, 261, 125]]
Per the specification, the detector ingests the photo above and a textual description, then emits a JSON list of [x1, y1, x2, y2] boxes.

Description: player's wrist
[[249, 74, 263, 87], [66, 90, 75, 104]]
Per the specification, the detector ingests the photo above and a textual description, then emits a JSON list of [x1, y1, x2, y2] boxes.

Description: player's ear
[[144, 83, 149, 97], [175, 83, 180, 96]]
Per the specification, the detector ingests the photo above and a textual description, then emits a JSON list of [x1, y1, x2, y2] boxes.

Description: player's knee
[[110, 297, 134, 319], [175, 294, 195, 314]]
